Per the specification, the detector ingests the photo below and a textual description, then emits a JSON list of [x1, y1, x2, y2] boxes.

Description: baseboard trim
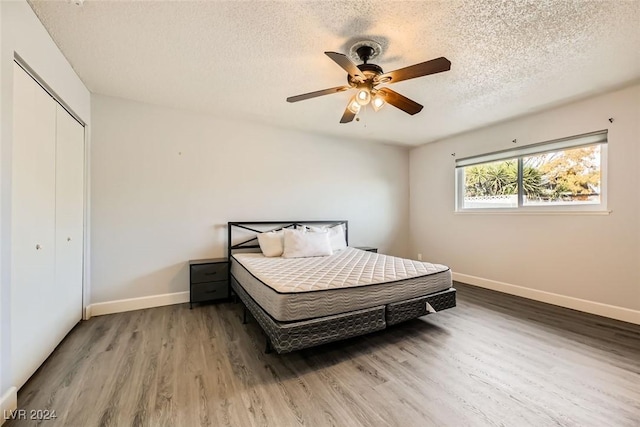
[[1, 387, 17, 426], [88, 291, 190, 317], [453, 272, 640, 325]]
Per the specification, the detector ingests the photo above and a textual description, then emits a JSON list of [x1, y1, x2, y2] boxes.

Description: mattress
[[231, 247, 451, 322]]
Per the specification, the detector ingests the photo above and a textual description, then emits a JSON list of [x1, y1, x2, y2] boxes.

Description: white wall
[[90, 94, 410, 304], [0, 2, 5, 419], [410, 84, 640, 321], [0, 0, 90, 409]]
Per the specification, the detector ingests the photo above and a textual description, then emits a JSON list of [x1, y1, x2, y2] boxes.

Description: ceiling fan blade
[[287, 86, 351, 103], [325, 52, 366, 82], [376, 88, 423, 115], [340, 97, 357, 123], [376, 57, 451, 85]]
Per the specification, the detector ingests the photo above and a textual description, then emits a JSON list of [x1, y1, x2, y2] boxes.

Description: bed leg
[[265, 338, 273, 354], [242, 306, 248, 324]]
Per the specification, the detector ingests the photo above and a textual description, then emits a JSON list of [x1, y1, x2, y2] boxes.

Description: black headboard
[[227, 220, 348, 260]]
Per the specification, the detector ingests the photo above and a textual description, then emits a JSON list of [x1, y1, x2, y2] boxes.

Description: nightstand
[[189, 258, 229, 308], [355, 246, 378, 253]]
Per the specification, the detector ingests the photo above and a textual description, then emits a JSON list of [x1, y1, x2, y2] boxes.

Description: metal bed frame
[[228, 221, 456, 353]]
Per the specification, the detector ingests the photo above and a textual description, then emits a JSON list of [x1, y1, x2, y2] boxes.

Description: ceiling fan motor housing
[[349, 63, 383, 86]]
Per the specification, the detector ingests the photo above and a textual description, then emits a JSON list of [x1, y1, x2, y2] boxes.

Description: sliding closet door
[[11, 62, 57, 387], [11, 63, 84, 389], [54, 104, 84, 337]]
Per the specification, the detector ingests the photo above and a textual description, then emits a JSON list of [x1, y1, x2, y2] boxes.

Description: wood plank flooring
[[6, 282, 640, 427]]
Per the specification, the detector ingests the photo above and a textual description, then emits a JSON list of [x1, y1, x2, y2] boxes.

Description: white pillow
[[282, 229, 333, 258], [257, 230, 284, 257], [307, 224, 347, 252]]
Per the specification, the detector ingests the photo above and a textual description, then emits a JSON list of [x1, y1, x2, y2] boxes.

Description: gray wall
[[90, 94, 410, 304], [410, 84, 640, 318]]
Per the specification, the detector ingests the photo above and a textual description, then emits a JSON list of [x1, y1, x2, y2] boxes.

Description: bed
[[228, 221, 456, 353]]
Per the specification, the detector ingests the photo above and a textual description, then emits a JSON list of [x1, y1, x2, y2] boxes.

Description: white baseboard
[[1, 387, 17, 426], [87, 291, 190, 317], [453, 272, 640, 325]]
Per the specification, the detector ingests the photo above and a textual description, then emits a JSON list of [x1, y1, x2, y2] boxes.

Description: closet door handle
[[36, 244, 42, 250]]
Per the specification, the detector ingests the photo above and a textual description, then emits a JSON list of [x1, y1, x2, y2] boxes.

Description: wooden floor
[[7, 283, 640, 427]]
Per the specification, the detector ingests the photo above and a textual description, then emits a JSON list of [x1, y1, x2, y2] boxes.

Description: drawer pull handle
[[205, 290, 217, 294], [204, 272, 217, 276]]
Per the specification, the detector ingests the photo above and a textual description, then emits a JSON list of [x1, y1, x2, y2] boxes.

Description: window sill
[[454, 210, 612, 216]]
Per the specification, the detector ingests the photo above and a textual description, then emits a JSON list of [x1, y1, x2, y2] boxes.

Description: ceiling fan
[[286, 41, 451, 123]]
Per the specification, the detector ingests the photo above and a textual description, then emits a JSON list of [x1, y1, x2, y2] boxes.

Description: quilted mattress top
[[232, 247, 450, 294]]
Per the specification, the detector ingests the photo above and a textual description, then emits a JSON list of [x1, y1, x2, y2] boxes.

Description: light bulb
[[355, 89, 371, 106], [372, 95, 385, 112], [348, 99, 361, 114]]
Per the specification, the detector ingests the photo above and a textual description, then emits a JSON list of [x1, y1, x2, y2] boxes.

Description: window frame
[[455, 130, 608, 213]]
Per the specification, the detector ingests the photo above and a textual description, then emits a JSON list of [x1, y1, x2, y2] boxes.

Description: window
[[456, 130, 607, 211]]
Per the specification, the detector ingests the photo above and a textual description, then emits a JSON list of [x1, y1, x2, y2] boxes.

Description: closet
[[11, 61, 84, 389]]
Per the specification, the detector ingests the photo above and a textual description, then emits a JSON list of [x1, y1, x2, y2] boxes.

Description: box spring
[[231, 277, 386, 354], [386, 288, 457, 325]]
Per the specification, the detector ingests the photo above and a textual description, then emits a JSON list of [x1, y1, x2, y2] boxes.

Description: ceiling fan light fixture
[[356, 88, 371, 106], [348, 98, 361, 114], [372, 95, 385, 112]]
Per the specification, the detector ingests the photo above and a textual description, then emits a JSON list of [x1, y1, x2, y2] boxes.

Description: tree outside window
[[460, 144, 602, 209]]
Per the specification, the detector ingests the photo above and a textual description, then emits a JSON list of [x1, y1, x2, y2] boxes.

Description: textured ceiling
[[29, 0, 640, 146]]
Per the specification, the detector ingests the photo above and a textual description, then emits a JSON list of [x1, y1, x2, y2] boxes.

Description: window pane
[[462, 159, 518, 209], [523, 145, 601, 206]]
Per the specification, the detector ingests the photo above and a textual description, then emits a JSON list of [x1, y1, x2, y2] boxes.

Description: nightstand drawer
[[191, 281, 229, 302], [191, 263, 228, 284]]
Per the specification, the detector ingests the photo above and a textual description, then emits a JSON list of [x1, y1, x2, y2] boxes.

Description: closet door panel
[[11, 62, 57, 388], [54, 104, 84, 332]]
